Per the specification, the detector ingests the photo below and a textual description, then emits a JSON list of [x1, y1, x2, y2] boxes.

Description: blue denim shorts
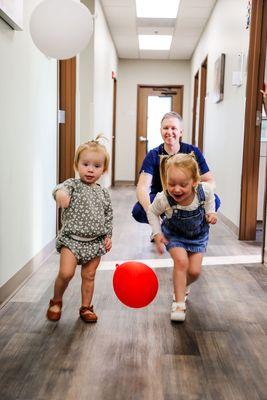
[[162, 223, 209, 253]]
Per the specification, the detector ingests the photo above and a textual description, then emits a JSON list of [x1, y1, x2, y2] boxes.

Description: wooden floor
[[0, 186, 266, 400]]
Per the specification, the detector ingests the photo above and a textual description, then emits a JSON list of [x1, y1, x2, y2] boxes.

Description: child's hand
[[206, 212, 217, 224], [154, 233, 168, 255], [104, 236, 112, 252], [55, 190, 70, 208]]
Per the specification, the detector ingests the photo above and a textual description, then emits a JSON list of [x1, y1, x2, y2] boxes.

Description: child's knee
[[188, 269, 201, 280], [82, 270, 96, 283], [173, 258, 188, 271], [59, 270, 75, 283]]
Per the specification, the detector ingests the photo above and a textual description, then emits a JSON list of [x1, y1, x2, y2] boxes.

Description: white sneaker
[[172, 286, 190, 302], [171, 301, 186, 322]]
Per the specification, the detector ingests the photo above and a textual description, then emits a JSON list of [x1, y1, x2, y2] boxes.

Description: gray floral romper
[[53, 179, 113, 265]]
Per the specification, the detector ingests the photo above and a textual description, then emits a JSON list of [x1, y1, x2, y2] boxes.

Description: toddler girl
[[147, 153, 217, 321], [46, 136, 112, 323]]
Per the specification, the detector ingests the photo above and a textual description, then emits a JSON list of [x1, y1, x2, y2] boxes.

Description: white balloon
[[30, 0, 93, 60]]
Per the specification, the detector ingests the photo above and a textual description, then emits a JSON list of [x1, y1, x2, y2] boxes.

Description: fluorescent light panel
[[136, 0, 180, 18], [139, 35, 172, 50]]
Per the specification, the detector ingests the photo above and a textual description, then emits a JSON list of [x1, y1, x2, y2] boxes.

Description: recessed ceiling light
[[138, 35, 172, 50], [136, 0, 180, 18]]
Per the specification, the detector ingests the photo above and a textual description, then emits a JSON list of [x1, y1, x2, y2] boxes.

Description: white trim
[[99, 254, 262, 270]]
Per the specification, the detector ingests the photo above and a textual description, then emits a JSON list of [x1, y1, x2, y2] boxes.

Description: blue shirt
[[139, 142, 210, 194]]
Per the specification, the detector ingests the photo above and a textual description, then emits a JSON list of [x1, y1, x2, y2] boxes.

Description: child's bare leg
[[169, 247, 189, 303], [51, 247, 77, 312], [187, 252, 203, 286], [81, 256, 101, 308]]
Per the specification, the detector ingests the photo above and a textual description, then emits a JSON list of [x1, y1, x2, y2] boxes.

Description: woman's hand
[[55, 190, 70, 208], [154, 233, 168, 255], [206, 212, 217, 224], [104, 236, 112, 252]]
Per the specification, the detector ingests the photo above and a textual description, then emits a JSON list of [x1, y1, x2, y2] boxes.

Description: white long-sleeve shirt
[[147, 182, 215, 236]]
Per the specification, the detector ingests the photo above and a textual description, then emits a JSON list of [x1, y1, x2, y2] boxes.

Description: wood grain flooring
[[0, 263, 267, 400], [0, 186, 266, 400]]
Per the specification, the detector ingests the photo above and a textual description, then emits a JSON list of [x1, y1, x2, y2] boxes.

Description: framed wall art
[[213, 53, 225, 103]]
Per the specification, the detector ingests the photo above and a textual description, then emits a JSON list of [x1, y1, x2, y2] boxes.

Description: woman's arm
[[202, 182, 217, 224], [200, 171, 216, 191], [136, 172, 153, 212]]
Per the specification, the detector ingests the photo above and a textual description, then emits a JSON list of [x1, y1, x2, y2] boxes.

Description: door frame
[[135, 84, 184, 184], [192, 70, 199, 146], [111, 77, 117, 187], [239, 0, 267, 243], [198, 57, 208, 153], [57, 57, 76, 230], [58, 58, 76, 183]]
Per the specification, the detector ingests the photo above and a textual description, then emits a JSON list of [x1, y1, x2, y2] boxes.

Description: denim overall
[[161, 184, 210, 253]]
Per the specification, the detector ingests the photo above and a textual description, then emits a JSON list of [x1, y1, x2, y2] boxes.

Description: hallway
[[1, 0, 267, 398], [0, 187, 266, 400]]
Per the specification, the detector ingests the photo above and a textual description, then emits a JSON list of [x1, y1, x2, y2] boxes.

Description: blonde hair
[[73, 134, 110, 172], [160, 152, 200, 193]]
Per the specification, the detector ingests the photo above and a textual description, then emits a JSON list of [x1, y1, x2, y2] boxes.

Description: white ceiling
[[99, 0, 217, 60]]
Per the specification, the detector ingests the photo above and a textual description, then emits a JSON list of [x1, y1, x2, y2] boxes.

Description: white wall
[[78, 0, 95, 143], [93, 0, 118, 187], [77, 0, 118, 187], [190, 0, 250, 227], [116, 59, 191, 181], [0, 0, 57, 286]]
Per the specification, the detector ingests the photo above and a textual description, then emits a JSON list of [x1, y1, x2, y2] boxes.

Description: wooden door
[[198, 57, 208, 153], [192, 71, 199, 146], [135, 85, 183, 183], [57, 57, 76, 230], [58, 57, 76, 183]]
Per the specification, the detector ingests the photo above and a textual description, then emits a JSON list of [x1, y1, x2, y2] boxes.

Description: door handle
[[139, 136, 148, 142]]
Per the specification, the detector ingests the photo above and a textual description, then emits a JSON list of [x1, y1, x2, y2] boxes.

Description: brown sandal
[[46, 299, 63, 321], [79, 305, 98, 323]]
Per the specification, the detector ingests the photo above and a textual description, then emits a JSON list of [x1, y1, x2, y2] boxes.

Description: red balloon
[[113, 261, 158, 308]]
